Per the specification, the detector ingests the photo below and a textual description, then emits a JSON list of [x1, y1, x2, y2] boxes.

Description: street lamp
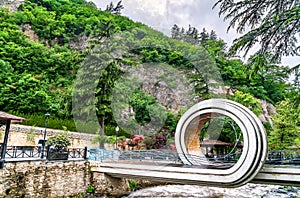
[[115, 126, 119, 150], [41, 113, 50, 159]]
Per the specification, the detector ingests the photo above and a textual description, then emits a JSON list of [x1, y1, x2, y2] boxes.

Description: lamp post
[[41, 113, 50, 159], [115, 126, 119, 150]]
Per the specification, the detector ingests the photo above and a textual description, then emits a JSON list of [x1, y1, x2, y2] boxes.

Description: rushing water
[[125, 184, 300, 198]]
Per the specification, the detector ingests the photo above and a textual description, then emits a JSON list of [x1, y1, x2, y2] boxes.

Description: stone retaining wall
[[0, 160, 130, 197], [0, 160, 90, 197]]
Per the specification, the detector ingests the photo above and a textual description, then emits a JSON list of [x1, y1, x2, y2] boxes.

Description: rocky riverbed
[[126, 184, 300, 198]]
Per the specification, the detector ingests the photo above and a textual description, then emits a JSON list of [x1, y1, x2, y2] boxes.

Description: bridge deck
[[93, 162, 300, 187]]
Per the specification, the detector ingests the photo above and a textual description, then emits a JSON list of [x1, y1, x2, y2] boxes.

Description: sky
[[91, 0, 299, 68]]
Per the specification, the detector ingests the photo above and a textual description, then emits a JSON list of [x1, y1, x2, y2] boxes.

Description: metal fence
[[0, 144, 87, 160], [88, 149, 180, 163], [87, 149, 300, 166], [265, 150, 300, 165], [88, 149, 117, 162]]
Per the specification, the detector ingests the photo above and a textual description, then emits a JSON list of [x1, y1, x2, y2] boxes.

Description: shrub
[[46, 132, 71, 150]]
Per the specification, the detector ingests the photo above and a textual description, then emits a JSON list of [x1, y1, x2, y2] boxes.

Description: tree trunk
[[99, 115, 105, 149]]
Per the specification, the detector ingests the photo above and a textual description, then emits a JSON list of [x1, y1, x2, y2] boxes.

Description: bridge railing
[[3, 145, 42, 158], [67, 147, 87, 159], [87, 148, 300, 167], [119, 150, 179, 163], [88, 149, 117, 162], [0, 144, 87, 160], [87, 149, 180, 163], [265, 150, 300, 165]]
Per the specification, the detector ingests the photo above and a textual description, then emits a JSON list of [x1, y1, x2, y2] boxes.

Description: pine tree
[[213, 0, 300, 60], [199, 28, 209, 45], [171, 24, 180, 39], [209, 30, 217, 41], [106, 1, 124, 15]]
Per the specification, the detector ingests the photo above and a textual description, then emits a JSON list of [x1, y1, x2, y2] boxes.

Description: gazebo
[[0, 111, 26, 168], [200, 139, 232, 157]]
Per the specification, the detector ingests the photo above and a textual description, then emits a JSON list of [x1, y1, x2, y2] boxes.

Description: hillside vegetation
[[0, 0, 299, 149]]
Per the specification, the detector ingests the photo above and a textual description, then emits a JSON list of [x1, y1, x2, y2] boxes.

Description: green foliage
[[92, 135, 110, 144], [199, 117, 243, 145], [85, 184, 95, 194], [229, 91, 262, 116], [129, 89, 160, 126], [163, 111, 178, 133], [268, 99, 300, 150], [46, 132, 71, 150], [128, 179, 138, 191], [103, 125, 130, 138], [26, 128, 35, 143], [143, 136, 154, 150], [214, 0, 299, 60], [11, 112, 77, 132], [92, 134, 127, 144]]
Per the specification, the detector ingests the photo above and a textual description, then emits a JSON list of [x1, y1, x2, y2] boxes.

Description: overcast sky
[[91, 0, 299, 67]]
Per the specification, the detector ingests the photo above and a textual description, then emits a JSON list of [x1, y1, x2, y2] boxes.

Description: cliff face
[[124, 69, 275, 125], [121, 63, 197, 113], [259, 100, 276, 125], [120, 65, 276, 120], [0, 0, 25, 12]]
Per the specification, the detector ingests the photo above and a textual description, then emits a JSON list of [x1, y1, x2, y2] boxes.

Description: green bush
[[128, 179, 138, 191], [86, 184, 95, 194], [10, 112, 77, 131], [104, 125, 131, 138], [46, 132, 71, 150]]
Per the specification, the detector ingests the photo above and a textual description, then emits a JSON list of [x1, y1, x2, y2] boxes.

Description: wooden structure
[[200, 139, 232, 157], [0, 111, 26, 168]]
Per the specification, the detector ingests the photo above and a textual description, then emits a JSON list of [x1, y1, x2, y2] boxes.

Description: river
[[125, 184, 300, 198]]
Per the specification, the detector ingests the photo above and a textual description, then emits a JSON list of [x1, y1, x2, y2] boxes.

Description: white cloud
[[91, 0, 238, 42], [91, 0, 298, 67]]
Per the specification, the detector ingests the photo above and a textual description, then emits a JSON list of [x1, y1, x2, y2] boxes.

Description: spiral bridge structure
[[175, 98, 268, 187]]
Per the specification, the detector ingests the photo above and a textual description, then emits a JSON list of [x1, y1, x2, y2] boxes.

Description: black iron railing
[[0, 144, 87, 160], [68, 147, 87, 159], [3, 145, 42, 158]]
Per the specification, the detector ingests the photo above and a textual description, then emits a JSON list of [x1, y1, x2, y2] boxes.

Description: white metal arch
[[175, 98, 268, 186]]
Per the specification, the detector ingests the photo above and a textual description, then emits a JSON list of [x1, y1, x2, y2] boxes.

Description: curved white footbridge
[[93, 99, 300, 187]]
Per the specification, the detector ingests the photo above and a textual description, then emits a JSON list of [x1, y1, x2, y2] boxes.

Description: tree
[[209, 30, 218, 41], [213, 0, 300, 62], [268, 98, 300, 150], [105, 1, 124, 15], [185, 24, 199, 45], [229, 91, 262, 116], [199, 28, 210, 45], [95, 62, 124, 148], [171, 24, 181, 39]]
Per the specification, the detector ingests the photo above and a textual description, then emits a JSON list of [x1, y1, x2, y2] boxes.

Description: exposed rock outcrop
[[259, 100, 276, 126], [0, 0, 24, 12]]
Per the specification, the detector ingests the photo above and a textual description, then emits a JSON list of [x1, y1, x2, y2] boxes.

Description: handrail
[[0, 144, 87, 160], [87, 149, 300, 166]]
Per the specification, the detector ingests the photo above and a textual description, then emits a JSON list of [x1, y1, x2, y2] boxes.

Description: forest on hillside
[[0, 0, 299, 149]]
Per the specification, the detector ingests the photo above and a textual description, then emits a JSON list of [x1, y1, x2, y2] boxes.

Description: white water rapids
[[125, 184, 300, 198]]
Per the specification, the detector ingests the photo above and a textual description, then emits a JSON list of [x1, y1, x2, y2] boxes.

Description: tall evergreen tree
[[106, 1, 124, 15], [199, 28, 209, 45], [209, 30, 218, 41], [213, 0, 300, 61], [171, 24, 180, 39], [185, 24, 199, 45]]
